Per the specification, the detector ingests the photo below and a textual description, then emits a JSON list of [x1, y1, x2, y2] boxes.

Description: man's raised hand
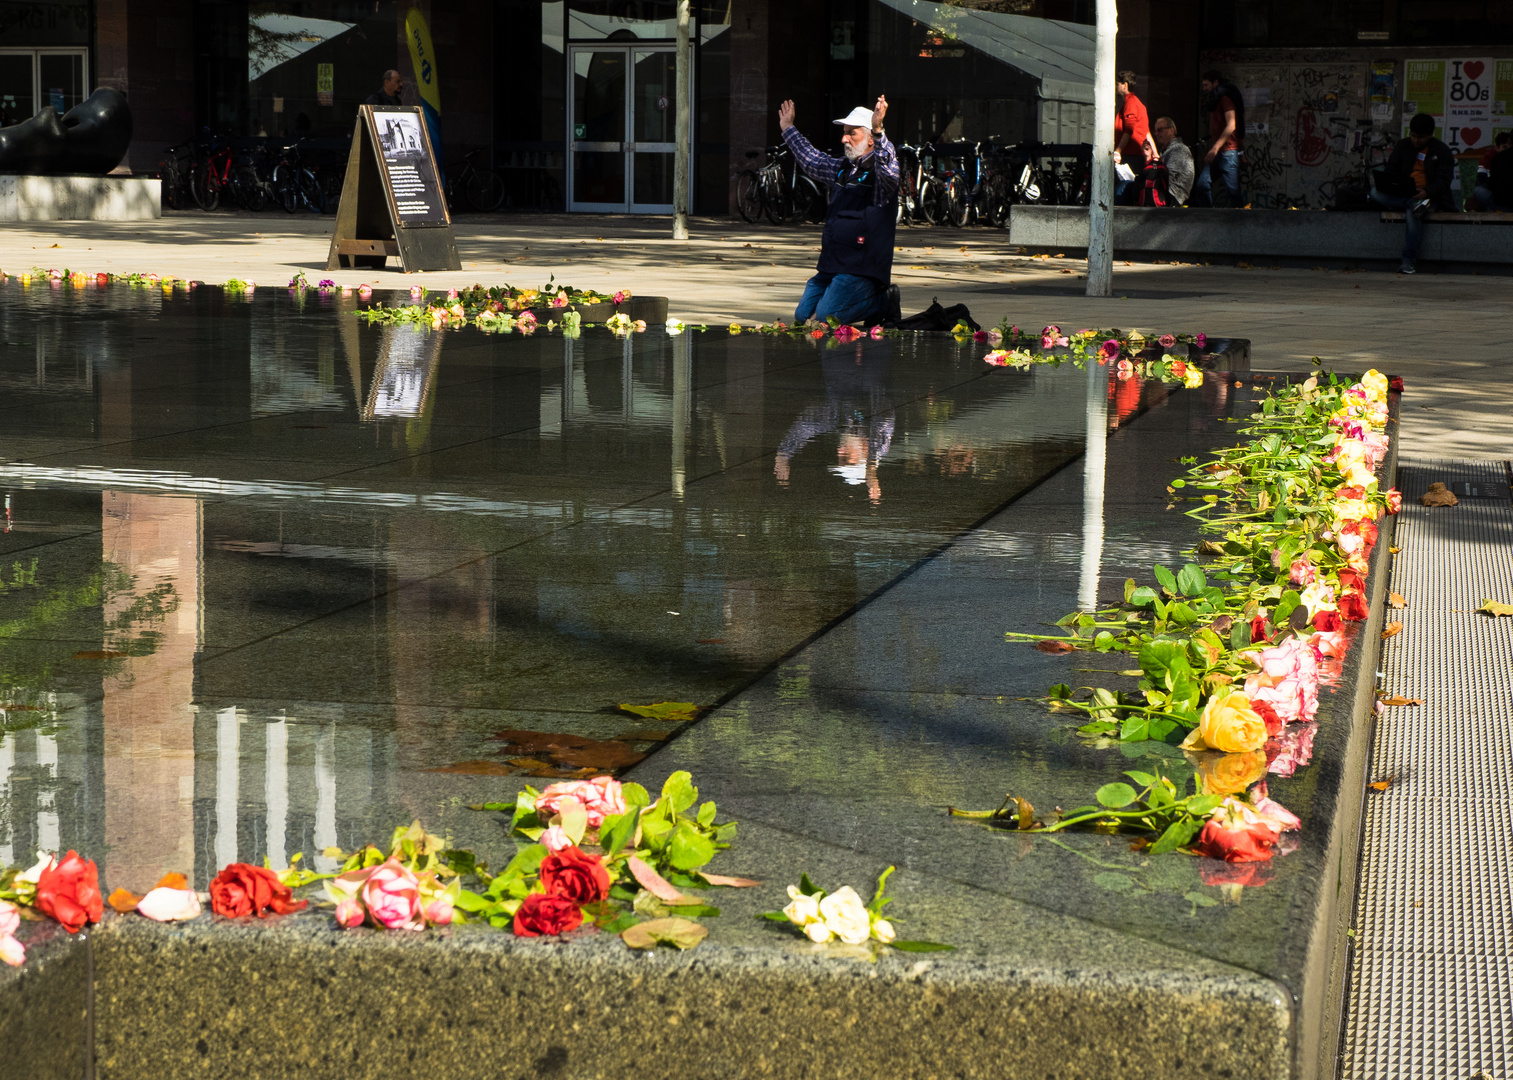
[[873, 95, 888, 128], [778, 99, 796, 131]]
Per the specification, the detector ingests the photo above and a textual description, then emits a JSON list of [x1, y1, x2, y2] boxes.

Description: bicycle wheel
[[735, 170, 763, 223], [234, 166, 267, 212], [463, 168, 506, 212], [272, 167, 299, 214], [918, 178, 943, 225], [297, 169, 323, 213], [190, 163, 220, 211], [944, 177, 968, 227], [790, 177, 826, 224], [982, 174, 1009, 227], [158, 162, 182, 210], [763, 175, 793, 225]]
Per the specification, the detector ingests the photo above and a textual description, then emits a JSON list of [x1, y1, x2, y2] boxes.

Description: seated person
[[1472, 132, 1513, 212], [1152, 117, 1194, 205], [1367, 113, 1456, 274], [779, 95, 901, 326]]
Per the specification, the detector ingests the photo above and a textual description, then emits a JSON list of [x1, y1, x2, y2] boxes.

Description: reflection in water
[[774, 342, 895, 506], [0, 286, 1212, 889]]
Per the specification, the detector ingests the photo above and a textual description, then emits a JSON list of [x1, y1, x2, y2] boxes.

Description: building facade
[[0, 0, 1506, 214]]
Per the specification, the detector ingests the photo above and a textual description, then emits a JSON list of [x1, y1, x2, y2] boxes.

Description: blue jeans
[[795, 273, 887, 325], [1114, 176, 1140, 205], [1367, 189, 1424, 262], [1192, 149, 1241, 207], [1473, 184, 1513, 212]]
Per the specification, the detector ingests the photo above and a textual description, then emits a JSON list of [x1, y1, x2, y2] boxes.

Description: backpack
[[894, 298, 980, 333], [1137, 162, 1171, 207]]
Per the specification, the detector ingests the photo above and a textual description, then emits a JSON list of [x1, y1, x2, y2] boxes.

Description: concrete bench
[[1008, 205, 1513, 267], [1380, 210, 1513, 223]]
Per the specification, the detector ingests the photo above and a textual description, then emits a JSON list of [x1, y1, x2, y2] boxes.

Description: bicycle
[[736, 145, 825, 225], [156, 143, 193, 210], [271, 141, 324, 214], [191, 140, 234, 211], [896, 143, 949, 225], [446, 149, 506, 212]]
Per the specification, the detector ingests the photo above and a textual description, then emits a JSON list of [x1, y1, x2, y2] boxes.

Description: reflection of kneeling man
[[779, 95, 901, 327]]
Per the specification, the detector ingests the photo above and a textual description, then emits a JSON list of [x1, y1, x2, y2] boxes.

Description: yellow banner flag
[[404, 7, 441, 115]]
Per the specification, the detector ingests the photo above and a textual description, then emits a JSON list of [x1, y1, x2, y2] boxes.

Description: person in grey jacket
[[1153, 117, 1194, 205]]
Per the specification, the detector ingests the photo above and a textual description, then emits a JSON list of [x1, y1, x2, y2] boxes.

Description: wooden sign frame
[[326, 105, 461, 274]]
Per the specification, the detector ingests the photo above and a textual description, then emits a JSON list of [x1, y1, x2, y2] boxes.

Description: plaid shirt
[[781, 125, 900, 205]]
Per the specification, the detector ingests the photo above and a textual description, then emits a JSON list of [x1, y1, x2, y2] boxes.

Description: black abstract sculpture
[[0, 89, 133, 175]]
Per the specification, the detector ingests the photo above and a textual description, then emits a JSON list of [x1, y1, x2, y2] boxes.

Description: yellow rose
[[1182, 691, 1267, 753], [1182, 367, 1205, 389], [1360, 369, 1388, 404], [1191, 749, 1268, 795]]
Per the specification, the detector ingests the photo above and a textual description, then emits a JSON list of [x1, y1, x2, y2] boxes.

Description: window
[[0, 48, 87, 127]]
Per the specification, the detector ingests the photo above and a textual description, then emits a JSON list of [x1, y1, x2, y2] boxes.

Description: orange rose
[[1191, 750, 1268, 795]]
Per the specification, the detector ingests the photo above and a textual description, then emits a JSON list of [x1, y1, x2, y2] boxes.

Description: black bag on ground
[[1137, 161, 1171, 207], [894, 298, 980, 333]]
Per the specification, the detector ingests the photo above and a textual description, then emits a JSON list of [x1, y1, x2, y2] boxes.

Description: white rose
[[818, 886, 871, 946], [871, 918, 896, 944], [17, 852, 51, 885], [1300, 582, 1336, 614], [803, 921, 834, 943], [782, 886, 822, 928]]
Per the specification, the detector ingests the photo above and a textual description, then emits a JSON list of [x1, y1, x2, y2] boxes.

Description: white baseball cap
[[833, 106, 875, 129]]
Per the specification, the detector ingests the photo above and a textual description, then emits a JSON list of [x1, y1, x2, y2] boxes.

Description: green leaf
[[498, 843, 548, 883], [1187, 794, 1223, 817], [661, 771, 699, 813], [696, 801, 718, 827], [1124, 770, 1156, 787], [600, 810, 638, 858], [622, 782, 652, 809], [1095, 782, 1138, 808], [1124, 578, 1137, 603], [1119, 715, 1152, 743], [667, 821, 717, 870], [1129, 585, 1159, 608], [1047, 683, 1074, 700], [1153, 564, 1178, 594], [868, 865, 896, 915], [1184, 891, 1219, 909], [1138, 640, 1186, 684], [1176, 563, 1207, 597], [1149, 818, 1200, 854], [1167, 602, 1199, 626], [619, 701, 699, 723], [1229, 618, 1252, 653], [1077, 719, 1118, 735], [890, 940, 956, 952], [799, 872, 824, 897], [1093, 872, 1135, 893]]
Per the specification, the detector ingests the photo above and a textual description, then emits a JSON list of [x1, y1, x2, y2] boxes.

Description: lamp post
[[1085, 0, 1117, 298], [673, 0, 692, 240]]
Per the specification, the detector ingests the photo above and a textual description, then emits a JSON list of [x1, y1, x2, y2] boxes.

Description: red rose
[[34, 852, 103, 934], [539, 847, 611, 904], [1359, 520, 1378, 551], [1338, 589, 1369, 621], [1338, 569, 1365, 594], [1198, 860, 1276, 888], [1312, 609, 1342, 633], [1336, 485, 1366, 501], [512, 892, 583, 937], [1385, 488, 1403, 515], [1192, 817, 1277, 863], [1250, 698, 1284, 737], [1388, 376, 1403, 393], [1249, 615, 1272, 644], [209, 863, 307, 918]]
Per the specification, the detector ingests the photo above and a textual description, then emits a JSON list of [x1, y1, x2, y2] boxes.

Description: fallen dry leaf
[[154, 872, 189, 891], [107, 888, 143, 914], [1382, 623, 1403, 640], [1420, 482, 1458, 507], [627, 856, 688, 903], [425, 760, 516, 776], [1379, 696, 1422, 707], [621, 917, 708, 950], [488, 728, 648, 771], [1367, 776, 1397, 792], [1477, 599, 1513, 618], [1390, 546, 1401, 554], [1035, 640, 1076, 654], [618, 702, 699, 723], [1388, 592, 1406, 608]]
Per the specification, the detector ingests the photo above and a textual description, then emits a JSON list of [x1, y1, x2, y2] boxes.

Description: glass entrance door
[[0, 49, 88, 126], [568, 44, 687, 213]]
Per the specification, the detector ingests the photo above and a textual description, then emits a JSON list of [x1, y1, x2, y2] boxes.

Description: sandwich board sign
[[326, 104, 460, 273]]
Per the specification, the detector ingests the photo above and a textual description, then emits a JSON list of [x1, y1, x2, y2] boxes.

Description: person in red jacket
[[1113, 71, 1155, 205]]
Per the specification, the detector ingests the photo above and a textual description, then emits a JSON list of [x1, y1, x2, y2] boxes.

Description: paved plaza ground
[[5, 209, 1511, 460]]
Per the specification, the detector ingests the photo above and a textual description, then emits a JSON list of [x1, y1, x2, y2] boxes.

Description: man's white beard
[[843, 141, 869, 161]]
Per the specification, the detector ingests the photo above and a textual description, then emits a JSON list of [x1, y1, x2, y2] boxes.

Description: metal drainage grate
[[1341, 459, 1513, 1080]]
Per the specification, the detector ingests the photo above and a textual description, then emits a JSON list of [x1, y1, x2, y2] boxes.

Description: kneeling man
[[778, 94, 901, 326]]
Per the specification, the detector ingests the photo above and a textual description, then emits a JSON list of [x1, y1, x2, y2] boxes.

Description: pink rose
[[833, 325, 860, 342], [410, 286, 424, 299], [358, 285, 373, 299], [1099, 339, 1120, 362], [446, 288, 459, 301], [541, 824, 574, 852], [983, 350, 1009, 366], [1116, 359, 1134, 380], [1245, 636, 1320, 726], [1265, 722, 1316, 777], [612, 289, 631, 304], [869, 325, 885, 339], [1251, 795, 1300, 832], [1289, 557, 1315, 587], [1159, 334, 1176, 348], [0, 901, 23, 967], [1195, 333, 1207, 348], [535, 775, 626, 828], [334, 896, 365, 928], [360, 858, 424, 931], [1385, 488, 1402, 514], [136, 887, 202, 922]]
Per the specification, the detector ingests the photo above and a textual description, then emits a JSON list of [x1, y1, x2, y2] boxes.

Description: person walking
[[1368, 112, 1456, 274], [365, 70, 404, 108], [778, 94, 901, 326], [1113, 72, 1154, 206], [1153, 117, 1195, 205], [1192, 70, 1244, 207]]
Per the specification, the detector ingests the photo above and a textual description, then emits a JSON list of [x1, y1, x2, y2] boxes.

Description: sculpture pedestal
[[0, 174, 160, 221]]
